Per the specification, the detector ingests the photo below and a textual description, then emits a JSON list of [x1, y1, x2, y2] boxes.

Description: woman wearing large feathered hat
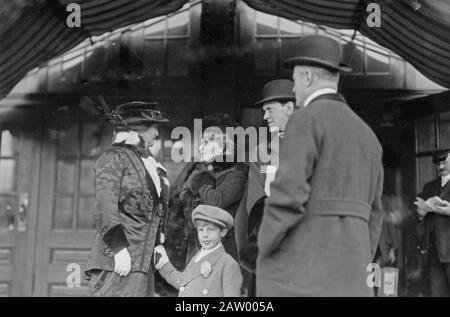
[[81, 97, 170, 297]]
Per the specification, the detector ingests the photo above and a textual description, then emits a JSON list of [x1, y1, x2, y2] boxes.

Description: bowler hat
[[254, 79, 295, 106], [114, 101, 169, 127], [192, 204, 234, 230], [282, 35, 352, 72]]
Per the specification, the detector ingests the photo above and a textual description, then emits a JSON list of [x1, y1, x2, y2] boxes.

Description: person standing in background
[[416, 149, 450, 297], [257, 35, 384, 296], [235, 79, 296, 296]]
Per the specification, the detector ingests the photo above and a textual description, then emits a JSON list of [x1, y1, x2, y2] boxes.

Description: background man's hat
[[254, 79, 295, 106], [282, 35, 352, 72], [192, 204, 234, 230], [114, 101, 169, 127], [431, 148, 450, 163]]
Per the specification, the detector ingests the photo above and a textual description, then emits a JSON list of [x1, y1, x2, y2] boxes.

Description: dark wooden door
[[33, 119, 112, 296]]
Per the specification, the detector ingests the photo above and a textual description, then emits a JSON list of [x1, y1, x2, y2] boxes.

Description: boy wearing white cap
[[154, 204, 243, 297]]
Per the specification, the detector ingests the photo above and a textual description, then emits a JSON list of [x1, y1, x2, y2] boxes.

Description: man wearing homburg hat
[[235, 79, 296, 296], [416, 149, 450, 296], [257, 35, 384, 296]]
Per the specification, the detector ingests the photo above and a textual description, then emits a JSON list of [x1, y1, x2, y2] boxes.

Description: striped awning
[[1, 0, 449, 100], [243, 0, 450, 88], [0, 0, 189, 100]]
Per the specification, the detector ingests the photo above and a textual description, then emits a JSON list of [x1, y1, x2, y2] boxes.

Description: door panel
[[0, 122, 38, 296], [0, 124, 21, 297], [34, 120, 112, 296]]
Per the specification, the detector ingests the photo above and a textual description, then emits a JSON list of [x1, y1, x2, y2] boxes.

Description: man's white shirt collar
[[194, 243, 222, 263], [303, 88, 337, 107], [441, 174, 450, 187]]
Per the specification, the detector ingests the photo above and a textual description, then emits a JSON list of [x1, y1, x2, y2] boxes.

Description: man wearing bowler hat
[[257, 35, 384, 296], [416, 149, 450, 296], [234, 79, 296, 296]]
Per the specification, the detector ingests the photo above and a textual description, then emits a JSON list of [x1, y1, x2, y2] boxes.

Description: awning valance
[[0, 0, 189, 100], [243, 0, 450, 88], [1, 0, 449, 100]]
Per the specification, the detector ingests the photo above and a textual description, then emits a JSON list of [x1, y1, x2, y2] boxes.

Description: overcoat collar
[[440, 177, 450, 198], [308, 92, 347, 106]]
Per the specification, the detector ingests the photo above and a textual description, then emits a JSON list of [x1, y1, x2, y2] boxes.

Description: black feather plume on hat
[[78, 95, 125, 126]]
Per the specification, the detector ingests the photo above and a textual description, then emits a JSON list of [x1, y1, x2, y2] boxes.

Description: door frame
[[0, 107, 43, 296]]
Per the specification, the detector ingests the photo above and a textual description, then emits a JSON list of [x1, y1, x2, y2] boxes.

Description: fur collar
[[206, 154, 239, 173], [113, 131, 150, 158], [113, 131, 142, 146]]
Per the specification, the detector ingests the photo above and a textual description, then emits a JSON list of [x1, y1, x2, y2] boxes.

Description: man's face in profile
[[436, 153, 450, 177]]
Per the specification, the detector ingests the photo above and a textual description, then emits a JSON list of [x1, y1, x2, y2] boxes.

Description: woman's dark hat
[[114, 101, 169, 127], [282, 35, 352, 72], [79, 97, 169, 127], [254, 79, 295, 106], [202, 113, 239, 132]]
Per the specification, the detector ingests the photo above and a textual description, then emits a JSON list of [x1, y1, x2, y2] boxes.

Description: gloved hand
[[154, 245, 169, 270], [114, 248, 131, 277]]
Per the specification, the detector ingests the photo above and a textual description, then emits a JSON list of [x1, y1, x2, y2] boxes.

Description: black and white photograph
[[0, 0, 449, 299]]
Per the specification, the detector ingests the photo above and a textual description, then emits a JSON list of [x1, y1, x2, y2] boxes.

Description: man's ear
[[285, 101, 295, 114], [305, 67, 313, 87], [220, 228, 228, 238]]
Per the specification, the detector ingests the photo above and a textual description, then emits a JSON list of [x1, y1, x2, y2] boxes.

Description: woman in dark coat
[[84, 100, 170, 297], [164, 114, 248, 274]]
